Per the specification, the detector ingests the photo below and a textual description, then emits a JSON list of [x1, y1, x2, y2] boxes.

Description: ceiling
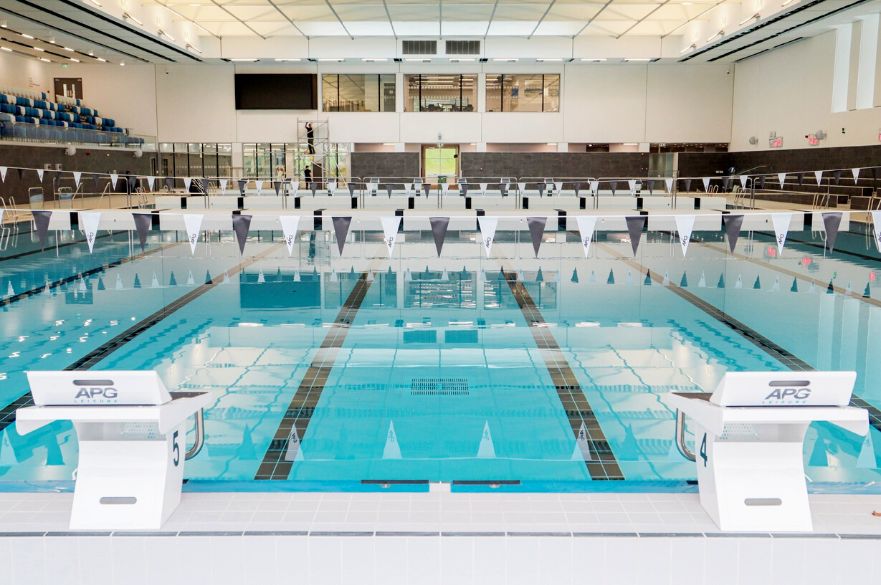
[[0, 0, 878, 63]]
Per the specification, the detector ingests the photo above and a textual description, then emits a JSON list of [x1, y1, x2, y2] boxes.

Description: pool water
[[1, 222, 879, 491]]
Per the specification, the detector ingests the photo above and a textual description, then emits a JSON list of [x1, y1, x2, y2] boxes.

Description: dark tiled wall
[[460, 153, 649, 179], [351, 152, 420, 180], [0, 144, 153, 204]]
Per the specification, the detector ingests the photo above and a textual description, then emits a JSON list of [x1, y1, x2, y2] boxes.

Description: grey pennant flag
[[238, 178, 247, 196], [132, 213, 152, 251], [429, 217, 450, 257], [822, 212, 842, 252], [273, 181, 281, 196], [332, 216, 352, 255], [527, 217, 547, 257], [625, 216, 645, 257], [348, 183, 356, 196], [32, 210, 52, 248], [422, 183, 430, 197], [722, 214, 744, 253], [232, 214, 252, 255]]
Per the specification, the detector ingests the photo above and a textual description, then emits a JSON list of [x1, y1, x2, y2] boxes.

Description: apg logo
[[72, 379, 119, 404], [764, 380, 811, 403]]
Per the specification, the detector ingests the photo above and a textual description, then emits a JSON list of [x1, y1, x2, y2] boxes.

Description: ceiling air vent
[[445, 40, 480, 56], [402, 40, 437, 55]]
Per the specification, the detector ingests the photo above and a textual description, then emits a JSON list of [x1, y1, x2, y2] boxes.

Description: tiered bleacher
[[0, 89, 142, 146]]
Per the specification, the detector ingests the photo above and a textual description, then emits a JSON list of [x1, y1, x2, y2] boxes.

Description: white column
[[855, 14, 881, 109], [832, 25, 853, 113]]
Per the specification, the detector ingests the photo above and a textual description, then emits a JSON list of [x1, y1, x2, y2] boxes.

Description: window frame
[[485, 73, 561, 113]]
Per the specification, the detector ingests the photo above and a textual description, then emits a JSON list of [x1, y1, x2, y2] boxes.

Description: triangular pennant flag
[[184, 177, 192, 192], [791, 278, 798, 293], [132, 213, 151, 251], [476, 421, 496, 459], [151, 273, 160, 288], [37, 169, 45, 182], [290, 180, 299, 197], [571, 268, 579, 283], [479, 182, 487, 196], [183, 213, 204, 255], [274, 181, 281, 196], [109, 173, 119, 189], [771, 213, 791, 256], [739, 175, 748, 188], [857, 433, 877, 468], [702, 177, 710, 191], [628, 179, 637, 194], [382, 421, 402, 460], [754, 275, 762, 289], [527, 216, 547, 257], [717, 274, 726, 288], [777, 173, 786, 188], [380, 216, 402, 258], [821, 212, 842, 252], [429, 217, 449, 257], [698, 272, 707, 288], [422, 183, 430, 197], [478, 216, 498, 256], [680, 272, 688, 287], [589, 180, 599, 195], [722, 214, 744, 253], [232, 214, 252, 255], [143, 176, 153, 191], [332, 216, 352, 255], [664, 178, 673, 193], [607, 269, 615, 285], [220, 178, 228, 192], [32, 210, 51, 247], [571, 423, 593, 461], [72, 171, 82, 187], [625, 216, 646, 257], [80, 211, 101, 253], [279, 215, 300, 256], [517, 181, 526, 193], [440, 182, 449, 195], [554, 181, 563, 193], [852, 168, 860, 184], [576, 216, 597, 257], [328, 180, 337, 193], [238, 178, 247, 195], [255, 179, 264, 194], [0, 167, 6, 182], [814, 170, 823, 186], [674, 215, 696, 257]]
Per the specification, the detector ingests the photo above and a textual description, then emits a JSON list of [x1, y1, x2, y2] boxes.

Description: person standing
[[305, 122, 315, 154]]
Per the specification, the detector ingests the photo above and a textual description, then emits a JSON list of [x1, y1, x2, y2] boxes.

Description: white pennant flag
[[702, 177, 710, 191], [589, 180, 599, 194], [80, 211, 101, 253], [183, 214, 204, 255], [184, 177, 192, 191], [255, 179, 264, 194], [576, 216, 598, 257], [814, 170, 823, 186], [852, 168, 860, 184], [478, 216, 498, 256], [328, 180, 337, 193], [441, 183, 449, 194], [777, 173, 786, 188], [0, 167, 6, 182], [739, 175, 748, 188], [479, 183, 488, 195], [664, 178, 673, 193], [404, 183, 412, 195], [517, 182, 526, 193], [771, 213, 792, 256], [220, 178, 228, 192], [147, 176, 156, 191], [674, 214, 696, 257], [110, 173, 118, 189], [628, 179, 637, 194], [290, 181, 299, 197], [871, 211, 881, 252], [554, 181, 563, 193], [380, 216, 402, 258], [38, 169, 44, 182], [278, 215, 300, 256], [72, 171, 80, 186], [0, 209, 4, 225]]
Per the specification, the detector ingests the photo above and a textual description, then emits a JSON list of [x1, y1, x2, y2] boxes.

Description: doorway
[[422, 145, 458, 185]]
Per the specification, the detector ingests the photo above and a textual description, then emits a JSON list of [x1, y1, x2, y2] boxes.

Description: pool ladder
[[674, 410, 696, 462]]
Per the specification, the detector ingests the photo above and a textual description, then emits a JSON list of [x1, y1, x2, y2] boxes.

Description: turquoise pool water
[[1, 222, 879, 491]]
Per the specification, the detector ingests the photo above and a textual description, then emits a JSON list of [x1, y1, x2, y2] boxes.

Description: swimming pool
[[1, 217, 879, 492]]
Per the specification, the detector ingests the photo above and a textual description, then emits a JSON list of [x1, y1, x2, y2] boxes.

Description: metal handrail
[[674, 409, 696, 462], [185, 408, 206, 461]]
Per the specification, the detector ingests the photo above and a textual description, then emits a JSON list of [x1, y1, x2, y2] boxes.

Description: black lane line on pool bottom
[[0, 239, 173, 309], [255, 272, 372, 480], [0, 231, 116, 263], [0, 244, 282, 434], [605, 245, 881, 435], [501, 270, 625, 481]]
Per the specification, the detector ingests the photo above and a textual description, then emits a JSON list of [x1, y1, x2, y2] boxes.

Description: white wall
[[730, 31, 881, 151], [34, 60, 734, 145], [0, 51, 53, 96]]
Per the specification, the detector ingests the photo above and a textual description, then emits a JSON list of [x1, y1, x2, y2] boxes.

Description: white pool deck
[[0, 491, 879, 585]]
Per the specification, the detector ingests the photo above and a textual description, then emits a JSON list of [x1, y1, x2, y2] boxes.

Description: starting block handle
[[675, 409, 696, 462], [185, 408, 205, 461]]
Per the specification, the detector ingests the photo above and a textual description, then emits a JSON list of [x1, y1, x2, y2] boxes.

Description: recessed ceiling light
[[624, 58, 651, 62], [185, 42, 203, 54], [0, 47, 12, 52], [21, 33, 34, 39], [230, 58, 259, 62], [34, 47, 44, 52], [362, 58, 387, 62], [86, 0, 103, 6], [537, 58, 562, 62], [39, 57, 50, 62], [404, 58, 430, 62], [580, 58, 606, 62], [492, 58, 518, 62], [70, 57, 80, 62], [122, 12, 143, 26], [96, 57, 106, 62], [318, 58, 343, 62], [449, 58, 475, 63], [274, 58, 300, 62], [119, 61, 125, 66], [781, 0, 795, 5], [63, 46, 74, 52]]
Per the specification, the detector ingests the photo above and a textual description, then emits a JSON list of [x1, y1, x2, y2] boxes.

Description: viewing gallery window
[[486, 74, 560, 112], [404, 74, 478, 112], [321, 74, 396, 112]]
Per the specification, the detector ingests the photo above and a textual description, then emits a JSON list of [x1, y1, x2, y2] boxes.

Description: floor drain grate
[[410, 378, 469, 396]]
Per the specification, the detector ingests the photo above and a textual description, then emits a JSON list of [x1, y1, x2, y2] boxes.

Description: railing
[[0, 121, 152, 150]]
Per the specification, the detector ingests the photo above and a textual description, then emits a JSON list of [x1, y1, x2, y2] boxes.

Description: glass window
[[321, 74, 395, 112], [486, 74, 561, 112], [404, 75, 478, 112]]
